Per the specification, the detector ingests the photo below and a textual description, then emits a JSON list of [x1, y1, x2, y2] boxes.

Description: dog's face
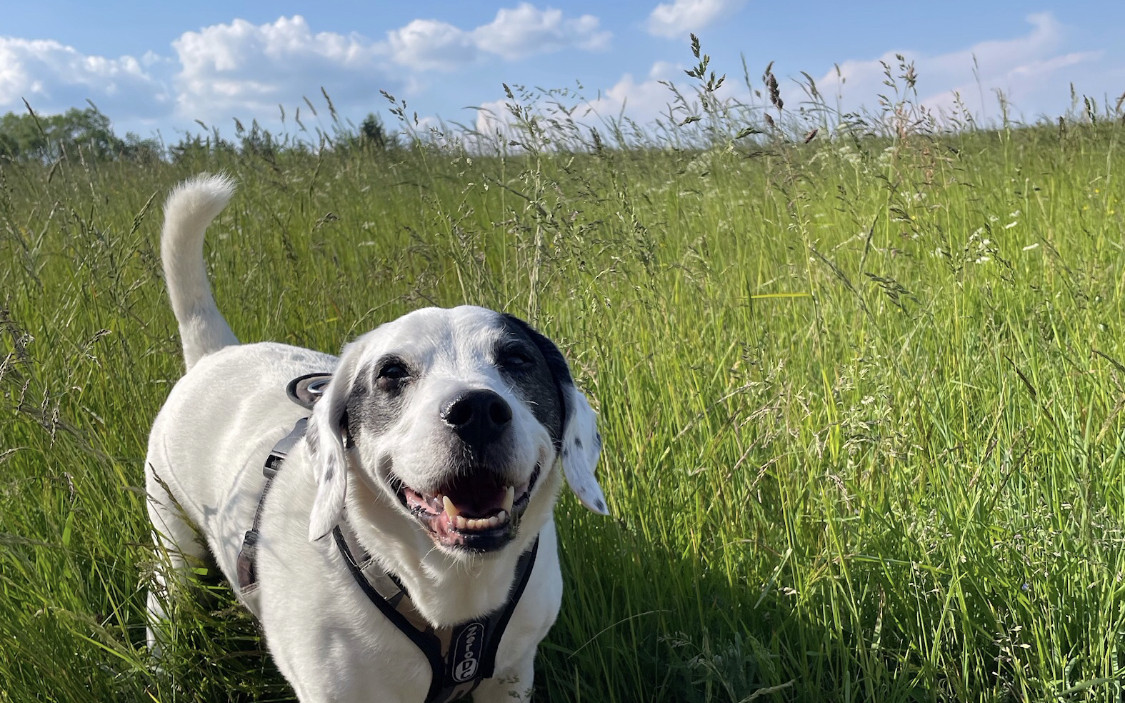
[[306, 306, 607, 553]]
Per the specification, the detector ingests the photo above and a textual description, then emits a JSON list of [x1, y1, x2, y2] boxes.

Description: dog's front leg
[[472, 654, 536, 703]]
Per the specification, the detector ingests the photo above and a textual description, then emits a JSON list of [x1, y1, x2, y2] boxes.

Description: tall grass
[[2, 51, 1125, 701]]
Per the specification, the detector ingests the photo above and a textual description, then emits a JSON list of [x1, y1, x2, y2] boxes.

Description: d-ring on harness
[[236, 373, 540, 703]]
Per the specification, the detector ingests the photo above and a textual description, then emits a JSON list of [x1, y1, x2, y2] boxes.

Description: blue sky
[[2, 1, 1123, 144]]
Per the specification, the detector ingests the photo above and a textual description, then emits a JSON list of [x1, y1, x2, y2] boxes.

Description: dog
[[145, 174, 608, 703]]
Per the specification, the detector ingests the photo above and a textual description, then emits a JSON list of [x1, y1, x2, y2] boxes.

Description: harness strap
[[333, 523, 540, 703], [236, 416, 308, 593], [236, 372, 331, 593], [332, 526, 447, 700], [478, 537, 539, 677]]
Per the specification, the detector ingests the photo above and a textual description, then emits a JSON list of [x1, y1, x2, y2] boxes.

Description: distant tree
[[326, 113, 399, 156], [0, 110, 48, 160], [0, 106, 135, 162], [51, 107, 120, 160], [235, 118, 278, 159], [0, 104, 400, 164], [0, 130, 15, 160], [360, 113, 388, 149], [120, 132, 164, 164], [168, 130, 235, 166]]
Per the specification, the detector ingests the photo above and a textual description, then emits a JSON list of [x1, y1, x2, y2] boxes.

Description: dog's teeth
[[450, 509, 513, 531], [442, 495, 460, 518], [503, 485, 515, 513]]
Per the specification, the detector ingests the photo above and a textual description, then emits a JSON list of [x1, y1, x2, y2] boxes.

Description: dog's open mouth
[[391, 465, 540, 552]]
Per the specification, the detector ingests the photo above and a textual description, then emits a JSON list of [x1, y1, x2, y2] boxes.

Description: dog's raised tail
[[161, 174, 239, 371]]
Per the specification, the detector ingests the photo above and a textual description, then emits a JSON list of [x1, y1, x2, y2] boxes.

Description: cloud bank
[[0, 37, 170, 117], [0, 5, 611, 130]]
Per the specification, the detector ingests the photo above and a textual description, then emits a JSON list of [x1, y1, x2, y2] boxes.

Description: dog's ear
[[507, 315, 609, 515], [558, 382, 609, 515], [306, 346, 360, 541]]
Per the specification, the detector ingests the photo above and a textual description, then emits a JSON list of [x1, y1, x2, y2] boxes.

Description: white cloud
[[172, 16, 389, 123], [387, 19, 478, 72], [816, 13, 1102, 124], [473, 97, 518, 141], [579, 62, 686, 125], [646, 0, 747, 39], [473, 4, 610, 60], [0, 37, 170, 117], [388, 3, 610, 70]]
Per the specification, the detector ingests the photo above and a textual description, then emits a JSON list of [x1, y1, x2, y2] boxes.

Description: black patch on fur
[[498, 314, 571, 448], [345, 364, 405, 444]]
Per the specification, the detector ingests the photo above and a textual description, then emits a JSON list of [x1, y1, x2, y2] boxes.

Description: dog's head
[[305, 306, 607, 553]]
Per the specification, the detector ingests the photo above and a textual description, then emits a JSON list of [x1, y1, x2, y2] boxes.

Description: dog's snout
[[441, 390, 512, 445]]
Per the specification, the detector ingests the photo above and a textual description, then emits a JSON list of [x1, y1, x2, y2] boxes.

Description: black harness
[[236, 373, 539, 703]]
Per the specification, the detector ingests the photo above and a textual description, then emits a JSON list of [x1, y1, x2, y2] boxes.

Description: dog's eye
[[376, 362, 411, 390], [379, 363, 409, 379], [498, 348, 535, 371]]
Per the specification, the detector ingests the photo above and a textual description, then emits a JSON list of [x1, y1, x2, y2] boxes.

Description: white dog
[[145, 175, 608, 703]]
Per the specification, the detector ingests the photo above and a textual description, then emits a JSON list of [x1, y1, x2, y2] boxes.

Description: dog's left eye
[[498, 348, 535, 370]]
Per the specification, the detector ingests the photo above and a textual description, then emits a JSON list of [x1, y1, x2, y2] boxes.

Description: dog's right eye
[[379, 363, 409, 379]]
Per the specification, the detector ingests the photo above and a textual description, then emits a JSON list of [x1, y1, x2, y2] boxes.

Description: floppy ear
[[306, 346, 360, 541], [508, 315, 609, 515], [558, 382, 609, 515]]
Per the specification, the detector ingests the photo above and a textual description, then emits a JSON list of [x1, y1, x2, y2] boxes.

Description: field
[[2, 70, 1125, 701]]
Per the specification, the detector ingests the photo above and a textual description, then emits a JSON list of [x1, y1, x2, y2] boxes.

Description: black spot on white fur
[[496, 314, 572, 447], [346, 364, 405, 443]]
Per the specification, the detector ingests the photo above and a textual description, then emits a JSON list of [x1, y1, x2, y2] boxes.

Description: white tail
[[161, 174, 239, 370]]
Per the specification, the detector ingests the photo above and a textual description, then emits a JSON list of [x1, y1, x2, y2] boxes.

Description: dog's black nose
[[441, 390, 513, 446]]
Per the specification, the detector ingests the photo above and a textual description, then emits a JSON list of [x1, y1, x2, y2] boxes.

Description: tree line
[[0, 106, 398, 164]]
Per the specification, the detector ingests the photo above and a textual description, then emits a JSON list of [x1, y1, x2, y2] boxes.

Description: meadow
[[2, 57, 1125, 701]]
